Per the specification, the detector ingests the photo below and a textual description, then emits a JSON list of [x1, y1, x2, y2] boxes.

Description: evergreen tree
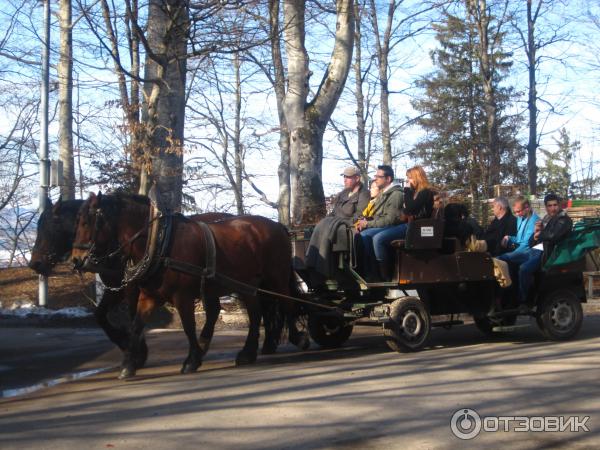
[[539, 128, 576, 199], [411, 6, 524, 199]]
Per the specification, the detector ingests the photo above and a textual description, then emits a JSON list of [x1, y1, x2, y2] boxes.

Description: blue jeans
[[518, 249, 543, 302], [497, 248, 530, 265], [360, 224, 408, 263]]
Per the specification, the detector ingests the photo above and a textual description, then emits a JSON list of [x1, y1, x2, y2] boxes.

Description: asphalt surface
[[1, 316, 600, 449]]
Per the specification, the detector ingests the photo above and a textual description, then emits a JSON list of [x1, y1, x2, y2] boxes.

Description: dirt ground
[[0, 263, 249, 330], [0, 264, 96, 310]]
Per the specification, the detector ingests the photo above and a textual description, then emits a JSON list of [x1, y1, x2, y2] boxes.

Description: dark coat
[[483, 212, 517, 256], [529, 210, 573, 261], [403, 187, 434, 220], [330, 184, 370, 223]]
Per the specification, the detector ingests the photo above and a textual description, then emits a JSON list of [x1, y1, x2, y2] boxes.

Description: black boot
[[378, 261, 391, 281]]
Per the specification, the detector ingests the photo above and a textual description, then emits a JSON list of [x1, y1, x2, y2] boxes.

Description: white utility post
[[38, 0, 51, 307]]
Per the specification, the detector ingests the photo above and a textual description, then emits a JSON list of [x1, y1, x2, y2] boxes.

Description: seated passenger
[[402, 165, 435, 221], [482, 197, 517, 256], [305, 166, 369, 278], [517, 193, 573, 303], [362, 165, 435, 267], [497, 196, 539, 265], [444, 203, 483, 247], [330, 166, 370, 223], [355, 165, 404, 280], [354, 180, 380, 228]]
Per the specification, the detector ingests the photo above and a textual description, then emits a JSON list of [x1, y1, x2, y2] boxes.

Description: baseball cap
[[341, 166, 360, 177]]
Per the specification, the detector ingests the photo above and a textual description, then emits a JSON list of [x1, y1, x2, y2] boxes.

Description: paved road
[[1, 316, 600, 449]]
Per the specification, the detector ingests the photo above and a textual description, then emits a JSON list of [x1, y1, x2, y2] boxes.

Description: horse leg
[[94, 289, 129, 351], [260, 297, 283, 355], [119, 291, 156, 380], [198, 294, 220, 356], [174, 293, 204, 374], [125, 284, 148, 369], [285, 302, 310, 351], [236, 296, 260, 366]]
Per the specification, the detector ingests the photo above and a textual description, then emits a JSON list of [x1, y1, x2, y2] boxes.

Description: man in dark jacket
[[483, 197, 517, 256], [517, 193, 573, 303], [330, 166, 370, 223]]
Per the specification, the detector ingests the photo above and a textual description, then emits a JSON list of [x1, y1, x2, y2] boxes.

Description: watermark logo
[[450, 408, 482, 440], [450, 408, 590, 440]]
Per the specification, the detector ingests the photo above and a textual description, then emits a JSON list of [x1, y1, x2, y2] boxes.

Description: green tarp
[[544, 218, 600, 269]]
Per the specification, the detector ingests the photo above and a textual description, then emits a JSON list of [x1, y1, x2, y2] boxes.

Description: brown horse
[[72, 192, 307, 379], [29, 195, 233, 369]]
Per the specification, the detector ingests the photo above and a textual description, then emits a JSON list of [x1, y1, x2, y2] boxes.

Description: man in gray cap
[[330, 166, 370, 222], [304, 165, 368, 280]]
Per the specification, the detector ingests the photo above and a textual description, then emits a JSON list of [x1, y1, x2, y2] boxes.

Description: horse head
[[29, 196, 82, 275], [71, 191, 115, 271]]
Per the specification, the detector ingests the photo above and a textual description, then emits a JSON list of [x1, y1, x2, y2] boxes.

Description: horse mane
[[101, 192, 150, 218]]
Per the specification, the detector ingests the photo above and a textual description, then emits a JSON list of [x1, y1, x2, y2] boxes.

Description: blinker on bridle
[[72, 207, 105, 266]]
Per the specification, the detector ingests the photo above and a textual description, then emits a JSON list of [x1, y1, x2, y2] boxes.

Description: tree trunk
[[526, 0, 538, 195], [469, 0, 500, 197], [58, 0, 75, 200], [354, 0, 367, 182], [369, 0, 394, 165], [269, 0, 291, 225], [141, 0, 189, 211], [283, 0, 355, 226], [233, 52, 244, 215]]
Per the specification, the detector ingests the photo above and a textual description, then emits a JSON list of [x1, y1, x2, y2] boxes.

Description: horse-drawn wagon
[[292, 217, 591, 352]]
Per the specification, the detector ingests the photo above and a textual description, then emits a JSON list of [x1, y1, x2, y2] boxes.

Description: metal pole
[[38, 0, 50, 307]]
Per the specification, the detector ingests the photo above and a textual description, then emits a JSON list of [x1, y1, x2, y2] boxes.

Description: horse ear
[[97, 191, 102, 204]]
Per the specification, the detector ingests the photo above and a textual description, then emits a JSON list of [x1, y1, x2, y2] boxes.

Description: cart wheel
[[473, 314, 517, 336], [383, 297, 431, 352], [537, 290, 583, 340], [308, 314, 353, 349]]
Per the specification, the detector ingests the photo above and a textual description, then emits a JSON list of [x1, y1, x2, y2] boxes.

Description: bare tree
[[512, 0, 570, 195], [283, 0, 355, 225]]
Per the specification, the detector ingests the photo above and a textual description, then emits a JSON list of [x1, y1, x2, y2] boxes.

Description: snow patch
[[0, 300, 92, 318]]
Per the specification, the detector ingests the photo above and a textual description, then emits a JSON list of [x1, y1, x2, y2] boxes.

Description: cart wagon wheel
[[537, 290, 583, 341], [383, 297, 431, 352], [308, 314, 354, 348], [473, 314, 517, 336]]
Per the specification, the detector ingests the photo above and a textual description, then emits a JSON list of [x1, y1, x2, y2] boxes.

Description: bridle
[[73, 205, 159, 273], [72, 206, 108, 269]]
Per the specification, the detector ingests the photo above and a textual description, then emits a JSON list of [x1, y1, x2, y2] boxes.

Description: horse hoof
[[235, 352, 257, 366], [290, 332, 310, 351], [261, 345, 277, 355], [181, 362, 201, 374], [297, 333, 311, 351], [118, 366, 136, 380]]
